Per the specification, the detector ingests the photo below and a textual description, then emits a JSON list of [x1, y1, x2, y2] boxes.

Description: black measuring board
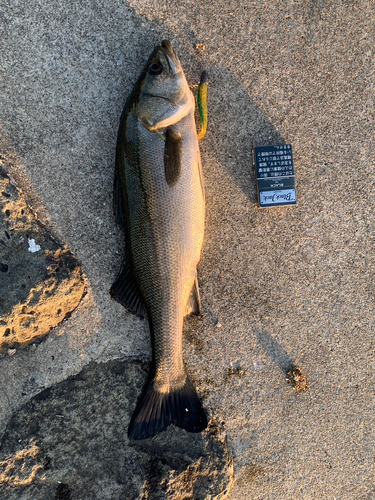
[[254, 145, 297, 208]]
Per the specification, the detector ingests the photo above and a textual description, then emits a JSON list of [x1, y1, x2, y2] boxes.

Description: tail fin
[[128, 374, 207, 440]]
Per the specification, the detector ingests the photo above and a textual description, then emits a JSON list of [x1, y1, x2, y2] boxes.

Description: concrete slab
[[0, 1, 374, 498]]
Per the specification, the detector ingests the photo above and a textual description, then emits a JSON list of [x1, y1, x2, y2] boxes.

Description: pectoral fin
[[164, 129, 182, 187]]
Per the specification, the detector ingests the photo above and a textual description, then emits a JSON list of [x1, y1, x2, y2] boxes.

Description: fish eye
[[148, 62, 163, 75]]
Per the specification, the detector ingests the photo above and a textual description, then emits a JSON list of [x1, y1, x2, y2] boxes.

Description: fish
[[111, 40, 207, 440]]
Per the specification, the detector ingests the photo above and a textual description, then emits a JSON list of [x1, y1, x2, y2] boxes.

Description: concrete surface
[[0, 0, 374, 498]]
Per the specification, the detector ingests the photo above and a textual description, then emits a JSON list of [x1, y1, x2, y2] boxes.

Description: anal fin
[[186, 275, 202, 317], [110, 256, 146, 318]]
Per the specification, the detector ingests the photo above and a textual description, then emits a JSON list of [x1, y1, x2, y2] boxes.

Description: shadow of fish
[[111, 40, 207, 440]]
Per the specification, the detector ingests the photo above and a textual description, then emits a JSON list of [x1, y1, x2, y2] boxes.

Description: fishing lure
[[197, 71, 208, 141]]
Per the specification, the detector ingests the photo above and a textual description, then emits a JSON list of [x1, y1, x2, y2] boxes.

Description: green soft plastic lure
[[197, 71, 208, 141]]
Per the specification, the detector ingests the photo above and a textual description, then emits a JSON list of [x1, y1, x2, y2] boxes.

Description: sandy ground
[[0, 0, 374, 498]]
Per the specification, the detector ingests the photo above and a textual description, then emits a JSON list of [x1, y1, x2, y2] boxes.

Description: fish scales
[[111, 41, 207, 439], [129, 113, 203, 382]]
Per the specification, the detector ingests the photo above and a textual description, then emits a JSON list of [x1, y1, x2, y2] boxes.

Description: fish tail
[[128, 373, 207, 440]]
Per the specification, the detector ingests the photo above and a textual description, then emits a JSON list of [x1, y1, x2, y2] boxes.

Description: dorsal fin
[[164, 129, 182, 187], [113, 172, 124, 226]]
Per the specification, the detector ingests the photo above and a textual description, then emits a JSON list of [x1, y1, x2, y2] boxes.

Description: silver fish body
[[111, 41, 207, 439]]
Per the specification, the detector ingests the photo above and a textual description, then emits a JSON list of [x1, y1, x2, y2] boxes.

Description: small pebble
[[28, 238, 41, 253]]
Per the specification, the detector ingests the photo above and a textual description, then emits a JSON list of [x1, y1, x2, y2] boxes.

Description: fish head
[[136, 41, 194, 131]]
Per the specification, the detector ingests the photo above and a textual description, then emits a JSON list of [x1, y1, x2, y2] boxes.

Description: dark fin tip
[[128, 374, 207, 440]]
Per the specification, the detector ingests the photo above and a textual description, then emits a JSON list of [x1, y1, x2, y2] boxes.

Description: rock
[[0, 166, 85, 352], [0, 360, 233, 500]]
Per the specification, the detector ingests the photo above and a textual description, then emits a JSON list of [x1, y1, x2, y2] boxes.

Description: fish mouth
[[161, 40, 174, 55], [160, 40, 181, 74]]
